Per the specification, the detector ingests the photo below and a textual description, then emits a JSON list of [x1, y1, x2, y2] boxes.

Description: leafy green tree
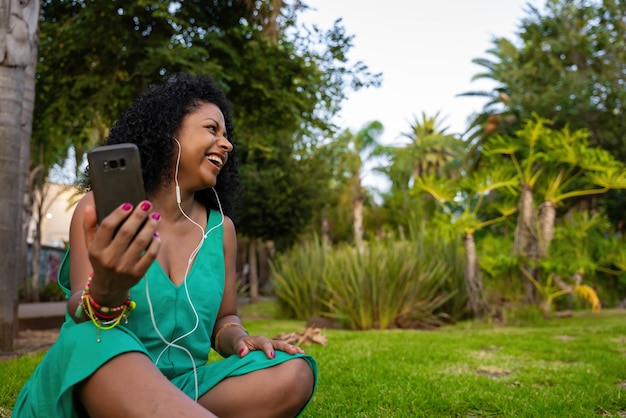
[[35, 0, 381, 302], [483, 115, 626, 302], [36, 0, 380, 235], [374, 112, 464, 236], [462, 0, 626, 222], [398, 112, 463, 181], [330, 122, 384, 251], [413, 169, 517, 318]]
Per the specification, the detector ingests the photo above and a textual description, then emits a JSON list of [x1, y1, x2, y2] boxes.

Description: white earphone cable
[[144, 138, 224, 401]]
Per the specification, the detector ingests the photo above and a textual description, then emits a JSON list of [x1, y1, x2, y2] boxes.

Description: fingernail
[[121, 202, 132, 211], [270, 351, 275, 358], [238, 348, 245, 356], [151, 212, 161, 221], [140, 201, 151, 211], [153, 231, 160, 238]]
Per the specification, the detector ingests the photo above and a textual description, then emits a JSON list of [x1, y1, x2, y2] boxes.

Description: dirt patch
[[553, 335, 576, 342], [0, 329, 60, 361], [474, 345, 502, 359], [475, 365, 512, 378]]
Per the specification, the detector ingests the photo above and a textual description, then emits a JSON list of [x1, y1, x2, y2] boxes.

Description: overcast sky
[[301, 0, 543, 145]]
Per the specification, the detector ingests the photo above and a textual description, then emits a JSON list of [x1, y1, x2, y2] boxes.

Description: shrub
[[271, 224, 467, 330], [270, 235, 329, 320], [39, 281, 65, 302], [323, 234, 458, 330]]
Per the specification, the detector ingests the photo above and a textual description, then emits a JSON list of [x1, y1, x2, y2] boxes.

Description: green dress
[[13, 210, 318, 417]]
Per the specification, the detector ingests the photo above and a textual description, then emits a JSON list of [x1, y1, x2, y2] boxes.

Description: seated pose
[[13, 73, 317, 418]]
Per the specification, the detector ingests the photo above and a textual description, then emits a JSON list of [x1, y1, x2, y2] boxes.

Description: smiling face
[[174, 101, 234, 191]]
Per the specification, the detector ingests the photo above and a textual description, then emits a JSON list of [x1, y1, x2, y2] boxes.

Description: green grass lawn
[[2, 306, 625, 417]]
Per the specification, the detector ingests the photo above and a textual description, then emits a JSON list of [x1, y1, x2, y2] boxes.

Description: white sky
[[301, 0, 543, 145]]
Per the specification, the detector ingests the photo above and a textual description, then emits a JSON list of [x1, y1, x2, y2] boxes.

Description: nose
[[217, 136, 233, 152]]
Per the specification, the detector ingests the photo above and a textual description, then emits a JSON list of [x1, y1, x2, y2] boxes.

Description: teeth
[[207, 155, 223, 167]]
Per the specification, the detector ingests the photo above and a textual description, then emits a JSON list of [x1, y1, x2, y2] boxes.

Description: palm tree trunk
[[464, 232, 487, 317], [29, 178, 48, 302], [248, 238, 259, 304], [512, 184, 537, 303], [257, 240, 268, 294], [30, 219, 41, 301], [0, 0, 40, 351], [18, 45, 38, 305], [538, 201, 556, 258], [353, 195, 364, 252], [0, 64, 25, 351], [321, 206, 330, 248]]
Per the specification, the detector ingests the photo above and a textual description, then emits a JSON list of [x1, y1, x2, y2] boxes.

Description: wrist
[[75, 273, 137, 342], [213, 322, 248, 355], [84, 274, 131, 315], [88, 274, 130, 307]]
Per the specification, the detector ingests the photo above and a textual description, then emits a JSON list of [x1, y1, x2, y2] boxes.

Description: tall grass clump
[[324, 228, 464, 330], [270, 235, 329, 320], [408, 220, 468, 321], [271, 222, 468, 330]]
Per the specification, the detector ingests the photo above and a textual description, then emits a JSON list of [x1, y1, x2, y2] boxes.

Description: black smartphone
[[87, 143, 146, 224]]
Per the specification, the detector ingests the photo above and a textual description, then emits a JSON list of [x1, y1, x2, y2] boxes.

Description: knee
[[288, 358, 315, 399], [275, 358, 315, 414]]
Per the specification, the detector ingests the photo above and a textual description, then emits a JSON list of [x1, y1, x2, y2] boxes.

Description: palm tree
[[398, 112, 463, 185], [0, 0, 39, 351], [413, 169, 517, 318], [482, 116, 547, 303], [336, 121, 383, 251], [458, 38, 521, 173], [372, 113, 465, 237], [484, 116, 626, 303]]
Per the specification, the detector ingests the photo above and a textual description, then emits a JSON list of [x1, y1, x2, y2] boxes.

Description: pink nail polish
[[151, 212, 161, 221], [270, 351, 275, 358], [121, 202, 132, 211], [140, 201, 151, 211], [153, 231, 160, 238], [239, 348, 245, 356]]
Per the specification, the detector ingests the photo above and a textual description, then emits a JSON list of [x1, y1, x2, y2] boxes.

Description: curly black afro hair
[[87, 73, 241, 219]]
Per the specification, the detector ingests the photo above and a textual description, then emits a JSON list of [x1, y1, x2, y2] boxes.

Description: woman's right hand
[[82, 200, 161, 306]]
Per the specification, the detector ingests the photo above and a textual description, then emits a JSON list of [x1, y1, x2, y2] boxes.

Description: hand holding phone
[[87, 144, 146, 224]]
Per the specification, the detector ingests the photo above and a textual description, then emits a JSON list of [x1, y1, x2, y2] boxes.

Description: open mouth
[[206, 154, 224, 169]]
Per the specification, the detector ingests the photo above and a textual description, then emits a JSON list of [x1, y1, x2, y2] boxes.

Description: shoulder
[[222, 215, 235, 236], [221, 215, 237, 251], [71, 192, 94, 222], [75, 191, 94, 209]]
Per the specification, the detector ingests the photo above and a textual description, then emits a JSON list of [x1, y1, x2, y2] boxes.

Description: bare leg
[[79, 352, 217, 418], [199, 358, 315, 418]]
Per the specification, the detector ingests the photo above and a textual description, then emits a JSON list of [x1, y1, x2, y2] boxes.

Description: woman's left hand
[[234, 335, 305, 358]]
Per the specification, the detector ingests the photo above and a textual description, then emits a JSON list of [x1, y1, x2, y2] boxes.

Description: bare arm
[[211, 217, 304, 358], [211, 216, 246, 353], [67, 193, 160, 323]]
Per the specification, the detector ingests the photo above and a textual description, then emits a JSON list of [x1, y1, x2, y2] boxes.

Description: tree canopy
[[34, 0, 381, 246], [462, 0, 626, 225]]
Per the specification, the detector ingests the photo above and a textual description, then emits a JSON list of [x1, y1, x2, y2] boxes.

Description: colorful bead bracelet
[[75, 273, 136, 342]]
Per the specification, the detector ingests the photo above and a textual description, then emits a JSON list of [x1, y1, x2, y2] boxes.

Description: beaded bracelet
[[74, 273, 137, 342], [83, 274, 135, 317], [213, 322, 248, 354]]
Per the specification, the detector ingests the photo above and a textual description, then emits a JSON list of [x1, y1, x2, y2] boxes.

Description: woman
[[13, 73, 317, 417]]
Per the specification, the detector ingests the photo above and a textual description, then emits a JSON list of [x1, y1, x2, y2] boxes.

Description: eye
[[205, 125, 217, 133]]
